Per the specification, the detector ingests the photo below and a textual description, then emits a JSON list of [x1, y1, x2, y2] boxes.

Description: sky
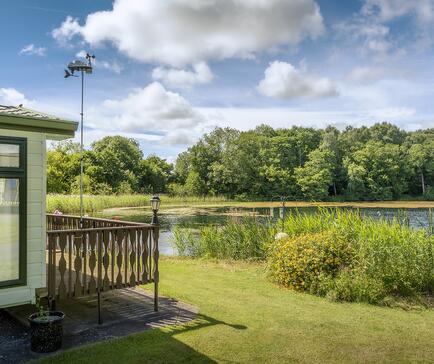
[[1, 0, 434, 161]]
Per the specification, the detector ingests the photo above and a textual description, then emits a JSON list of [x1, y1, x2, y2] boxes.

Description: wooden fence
[[46, 214, 159, 311]]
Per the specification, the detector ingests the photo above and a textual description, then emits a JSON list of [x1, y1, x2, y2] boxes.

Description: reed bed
[[46, 194, 229, 214]]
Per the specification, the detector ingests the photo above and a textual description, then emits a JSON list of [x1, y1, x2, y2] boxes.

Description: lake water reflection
[[103, 206, 433, 256]]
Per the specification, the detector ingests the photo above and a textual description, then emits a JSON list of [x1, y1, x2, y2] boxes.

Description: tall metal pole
[[80, 70, 84, 228]]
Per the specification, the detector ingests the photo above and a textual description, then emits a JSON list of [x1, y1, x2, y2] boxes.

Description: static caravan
[[0, 105, 77, 308]]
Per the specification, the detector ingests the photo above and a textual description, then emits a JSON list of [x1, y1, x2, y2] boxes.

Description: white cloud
[[161, 131, 197, 146], [52, 0, 324, 66], [347, 66, 385, 83], [0, 88, 35, 106], [86, 82, 204, 135], [75, 50, 123, 74], [152, 62, 213, 89], [197, 106, 428, 132], [335, 20, 394, 58], [19, 44, 46, 56], [257, 61, 338, 100], [362, 0, 434, 23], [52, 16, 81, 45], [75, 50, 87, 59], [336, 1, 434, 59]]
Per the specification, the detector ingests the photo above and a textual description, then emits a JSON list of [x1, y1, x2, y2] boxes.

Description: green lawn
[[39, 258, 434, 363]]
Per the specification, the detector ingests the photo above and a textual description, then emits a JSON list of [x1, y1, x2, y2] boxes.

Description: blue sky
[[1, 0, 434, 161]]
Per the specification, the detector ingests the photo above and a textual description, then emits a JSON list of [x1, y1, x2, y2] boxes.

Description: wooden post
[[97, 288, 102, 325], [153, 226, 159, 312]]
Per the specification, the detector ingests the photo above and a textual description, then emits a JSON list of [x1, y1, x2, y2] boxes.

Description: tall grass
[[173, 217, 273, 260], [46, 194, 230, 214]]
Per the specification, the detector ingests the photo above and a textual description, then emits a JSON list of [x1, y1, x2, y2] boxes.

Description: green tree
[[139, 155, 173, 193], [369, 122, 405, 144], [295, 148, 335, 200], [408, 142, 434, 195], [184, 170, 207, 196], [320, 126, 345, 196], [46, 141, 81, 193], [210, 130, 264, 197], [344, 141, 409, 200], [90, 136, 143, 193]]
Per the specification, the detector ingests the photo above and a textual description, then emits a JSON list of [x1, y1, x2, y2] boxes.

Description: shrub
[[330, 270, 386, 304], [268, 209, 434, 304], [268, 231, 355, 291]]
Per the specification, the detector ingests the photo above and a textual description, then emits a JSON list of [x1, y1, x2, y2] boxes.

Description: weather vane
[[64, 52, 95, 226]]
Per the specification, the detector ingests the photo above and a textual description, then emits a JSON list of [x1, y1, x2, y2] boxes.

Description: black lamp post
[[150, 196, 161, 225], [271, 195, 290, 229]]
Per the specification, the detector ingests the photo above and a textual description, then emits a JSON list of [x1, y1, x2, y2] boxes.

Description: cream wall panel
[[0, 129, 46, 307]]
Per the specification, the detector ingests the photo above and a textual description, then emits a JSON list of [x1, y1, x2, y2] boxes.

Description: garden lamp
[[150, 195, 161, 225], [271, 195, 291, 230]]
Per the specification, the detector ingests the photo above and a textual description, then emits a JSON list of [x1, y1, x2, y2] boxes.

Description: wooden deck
[[9, 287, 197, 334], [46, 214, 159, 311]]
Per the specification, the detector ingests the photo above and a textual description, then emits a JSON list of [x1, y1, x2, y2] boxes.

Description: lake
[[102, 206, 433, 256]]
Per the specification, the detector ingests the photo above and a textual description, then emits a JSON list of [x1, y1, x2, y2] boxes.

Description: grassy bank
[[47, 194, 434, 214], [46, 194, 230, 214], [39, 258, 434, 364]]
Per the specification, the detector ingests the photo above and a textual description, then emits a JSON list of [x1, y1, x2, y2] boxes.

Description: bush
[[268, 231, 355, 291], [268, 210, 434, 304], [330, 270, 386, 304]]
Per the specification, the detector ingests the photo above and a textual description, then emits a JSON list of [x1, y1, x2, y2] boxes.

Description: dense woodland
[[47, 122, 434, 201]]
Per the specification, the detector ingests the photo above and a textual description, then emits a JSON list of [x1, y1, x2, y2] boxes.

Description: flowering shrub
[[268, 231, 355, 291], [268, 210, 434, 304]]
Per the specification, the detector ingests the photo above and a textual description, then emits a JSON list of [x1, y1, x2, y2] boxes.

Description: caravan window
[[0, 137, 26, 288]]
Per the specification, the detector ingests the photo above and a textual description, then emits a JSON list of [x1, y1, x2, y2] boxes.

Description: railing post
[[97, 231, 103, 325], [48, 233, 58, 310], [153, 226, 159, 312]]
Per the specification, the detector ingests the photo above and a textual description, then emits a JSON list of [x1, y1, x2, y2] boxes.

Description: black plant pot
[[28, 311, 65, 353]]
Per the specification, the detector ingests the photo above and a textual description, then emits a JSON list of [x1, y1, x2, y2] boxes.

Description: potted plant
[[28, 298, 65, 353]]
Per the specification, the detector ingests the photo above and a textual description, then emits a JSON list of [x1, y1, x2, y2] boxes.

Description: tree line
[[47, 123, 434, 201], [47, 136, 173, 195], [173, 123, 433, 200]]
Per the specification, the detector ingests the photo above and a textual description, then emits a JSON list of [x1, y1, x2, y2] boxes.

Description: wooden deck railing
[[46, 214, 159, 311]]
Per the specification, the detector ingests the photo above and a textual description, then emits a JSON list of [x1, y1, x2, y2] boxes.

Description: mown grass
[[37, 258, 434, 364], [46, 194, 230, 214]]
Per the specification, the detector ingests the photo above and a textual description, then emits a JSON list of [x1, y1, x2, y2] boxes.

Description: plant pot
[[28, 311, 65, 353]]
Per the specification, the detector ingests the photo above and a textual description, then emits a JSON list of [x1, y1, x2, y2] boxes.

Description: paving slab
[[2, 288, 197, 363]]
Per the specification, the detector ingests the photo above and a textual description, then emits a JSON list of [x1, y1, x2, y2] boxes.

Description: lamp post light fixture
[[150, 195, 161, 225], [64, 53, 95, 227], [270, 195, 291, 229]]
